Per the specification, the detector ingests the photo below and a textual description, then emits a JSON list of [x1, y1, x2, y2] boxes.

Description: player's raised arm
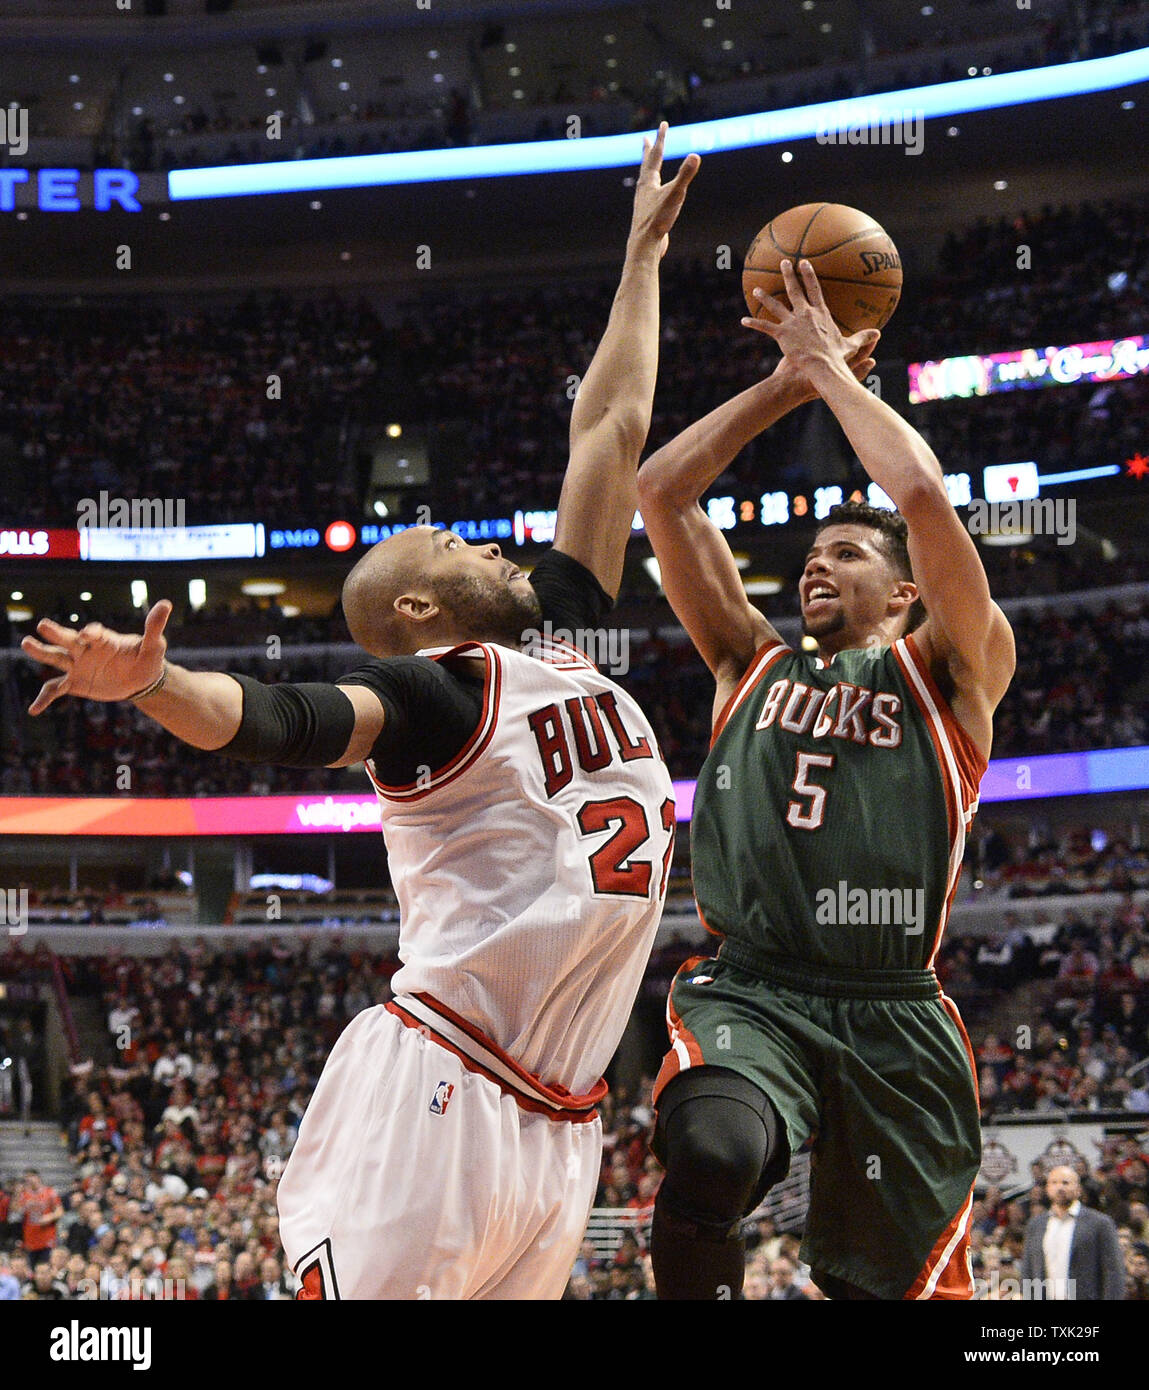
[[746, 259, 1016, 737], [551, 122, 699, 599], [21, 602, 383, 769], [636, 330, 879, 686]]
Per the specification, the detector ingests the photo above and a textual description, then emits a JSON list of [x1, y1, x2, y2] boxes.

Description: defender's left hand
[[628, 121, 700, 259]]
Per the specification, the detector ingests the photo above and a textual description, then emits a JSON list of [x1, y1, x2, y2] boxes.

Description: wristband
[[129, 663, 168, 703]]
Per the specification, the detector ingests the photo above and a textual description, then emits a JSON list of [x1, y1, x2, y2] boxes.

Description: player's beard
[[433, 571, 543, 648], [801, 606, 847, 641]]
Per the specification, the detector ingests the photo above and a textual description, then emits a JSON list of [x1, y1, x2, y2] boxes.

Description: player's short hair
[[815, 500, 926, 633]]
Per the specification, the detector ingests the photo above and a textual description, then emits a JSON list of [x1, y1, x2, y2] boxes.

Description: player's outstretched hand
[[20, 600, 173, 715], [628, 121, 700, 259], [741, 258, 872, 380], [743, 260, 880, 403]]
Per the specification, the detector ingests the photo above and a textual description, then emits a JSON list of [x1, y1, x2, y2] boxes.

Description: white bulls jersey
[[364, 637, 676, 1098]]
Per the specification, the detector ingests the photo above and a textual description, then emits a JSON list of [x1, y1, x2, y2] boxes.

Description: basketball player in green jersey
[[636, 259, 1015, 1300]]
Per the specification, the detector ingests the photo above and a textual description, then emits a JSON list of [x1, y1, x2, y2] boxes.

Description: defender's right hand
[[21, 600, 173, 715]]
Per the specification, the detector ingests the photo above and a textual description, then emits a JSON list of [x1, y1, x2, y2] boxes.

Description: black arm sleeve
[[216, 677, 358, 768], [529, 548, 614, 631], [335, 657, 484, 786]]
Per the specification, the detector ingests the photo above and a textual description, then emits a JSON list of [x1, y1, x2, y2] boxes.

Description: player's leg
[[649, 960, 818, 1299], [801, 992, 981, 1300], [280, 1003, 605, 1300], [649, 1065, 786, 1299], [280, 1004, 512, 1299], [471, 1111, 603, 1300]]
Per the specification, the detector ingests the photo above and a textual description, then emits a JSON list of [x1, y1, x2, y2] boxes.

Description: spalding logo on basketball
[[743, 202, 903, 336]]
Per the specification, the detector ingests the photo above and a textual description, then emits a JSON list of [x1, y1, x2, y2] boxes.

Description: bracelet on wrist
[[129, 663, 168, 703]]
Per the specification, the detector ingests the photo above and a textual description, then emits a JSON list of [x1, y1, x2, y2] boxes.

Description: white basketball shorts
[[278, 1003, 603, 1300]]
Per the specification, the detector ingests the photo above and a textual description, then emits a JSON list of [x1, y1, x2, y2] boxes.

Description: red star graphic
[[1127, 453, 1149, 479]]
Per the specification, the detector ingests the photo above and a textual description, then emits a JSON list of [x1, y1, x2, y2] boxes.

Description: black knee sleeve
[[653, 1067, 786, 1238]]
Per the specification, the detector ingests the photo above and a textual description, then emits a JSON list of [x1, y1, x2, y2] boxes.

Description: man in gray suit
[[1020, 1166, 1126, 1300]]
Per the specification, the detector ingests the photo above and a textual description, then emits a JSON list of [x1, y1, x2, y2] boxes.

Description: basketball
[[743, 202, 902, 335]]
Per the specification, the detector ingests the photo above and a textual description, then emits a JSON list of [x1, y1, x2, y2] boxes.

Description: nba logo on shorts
[[429, 1080, 455, 1115]]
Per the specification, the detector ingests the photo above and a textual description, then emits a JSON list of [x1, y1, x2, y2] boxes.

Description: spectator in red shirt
[[976, 1032, 1015, 1082], [78, 1092, 122, 1153], [627, 1171, 661, 1216], [17, 1169, 64, 1266], [1001, 1055, 1039, 1110]]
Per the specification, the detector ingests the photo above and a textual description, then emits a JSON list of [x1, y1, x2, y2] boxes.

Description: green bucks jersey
[[691, 634, 987, 972]]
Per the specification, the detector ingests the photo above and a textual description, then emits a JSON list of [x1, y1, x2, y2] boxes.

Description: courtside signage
[[909, 334, 1149, 403], [1, 751, 1146, 834], [0, 168, 140, 212]]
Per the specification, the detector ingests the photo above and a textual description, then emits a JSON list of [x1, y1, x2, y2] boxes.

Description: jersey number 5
[[787, 751, 835, 830], [577, 796, 676, 899]]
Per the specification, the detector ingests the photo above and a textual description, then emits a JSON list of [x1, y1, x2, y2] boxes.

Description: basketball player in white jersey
[[21, 125, 699, 1299]]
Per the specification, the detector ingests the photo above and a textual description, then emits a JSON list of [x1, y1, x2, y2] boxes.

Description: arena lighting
[[1038, 464, 1122, 485], [742, 577, 784, 594], [250, 873, 332, 893], [167, 48, 1149, 200], [980, 531, 1035, 546]]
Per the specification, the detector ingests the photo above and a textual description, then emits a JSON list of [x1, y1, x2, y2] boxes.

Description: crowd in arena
[[1, 885, 1147, 1298], [1, 937, 389, 1300], [4, 587, 1145, 796], [67, 0, 1149, 172], [909, 197, 1149, 360], [3, 195, 1146, 534], [970, 822, 1149, 902], [3, 191, 1145, 804]]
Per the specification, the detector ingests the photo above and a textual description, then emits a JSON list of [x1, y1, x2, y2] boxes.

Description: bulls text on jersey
[[527, 690, 659, 798]]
